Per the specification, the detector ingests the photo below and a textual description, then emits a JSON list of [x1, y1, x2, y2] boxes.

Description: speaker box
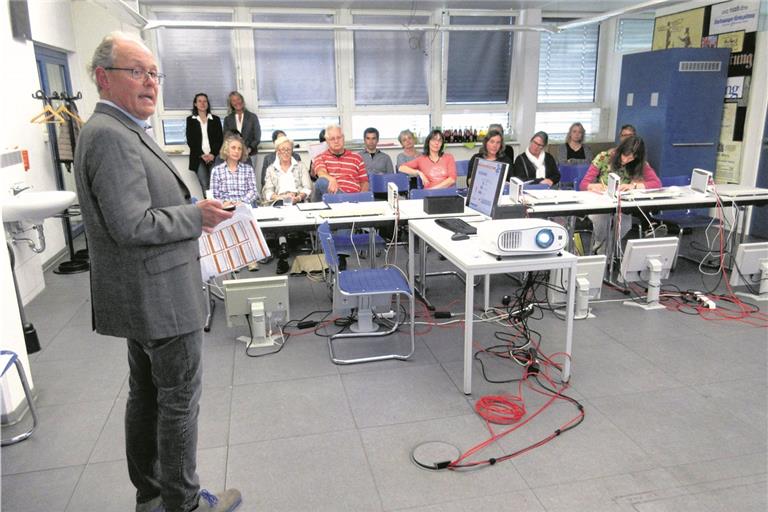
[[423, 195, 464, 215], [10, 0, 32, 41]]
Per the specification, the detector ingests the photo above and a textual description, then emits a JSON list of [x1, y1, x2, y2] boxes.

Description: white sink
[[1, 190, 76, 224]]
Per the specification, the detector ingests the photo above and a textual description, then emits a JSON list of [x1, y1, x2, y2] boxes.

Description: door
[[34, 45, 83, 234], [750, 105, 768, 238]]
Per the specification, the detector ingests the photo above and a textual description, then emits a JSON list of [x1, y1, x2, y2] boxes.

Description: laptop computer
[[523, 190, 583, 205], [710, 184, 768, 198]]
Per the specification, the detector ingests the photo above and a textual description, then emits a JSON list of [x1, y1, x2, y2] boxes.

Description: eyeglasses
[[276, 146, 292, 153], [104, 67, 165, 85], [531, 140, 545, 148]]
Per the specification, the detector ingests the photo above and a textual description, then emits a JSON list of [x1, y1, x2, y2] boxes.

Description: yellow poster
[[653, 8, 705, 50], [715, 103, 741, 183], [717, 30, 745, 52]]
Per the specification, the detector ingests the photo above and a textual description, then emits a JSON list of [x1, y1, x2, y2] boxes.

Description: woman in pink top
[[399, 130, 457, 189]]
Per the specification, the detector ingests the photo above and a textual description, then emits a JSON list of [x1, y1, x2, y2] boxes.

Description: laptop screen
[[690, 168, 712, 194]]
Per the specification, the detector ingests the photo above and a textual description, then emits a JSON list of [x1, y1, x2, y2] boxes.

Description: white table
[[407, 218, 578, 395]]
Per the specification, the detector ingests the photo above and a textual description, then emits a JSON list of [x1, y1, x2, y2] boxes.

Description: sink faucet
[[11, 184, 31, 196]]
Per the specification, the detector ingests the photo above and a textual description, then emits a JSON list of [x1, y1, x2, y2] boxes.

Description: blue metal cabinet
[[617, 48, 730, 178]]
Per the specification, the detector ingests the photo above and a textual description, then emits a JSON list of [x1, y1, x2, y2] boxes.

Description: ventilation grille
[[0, 151, 22, 169], [679, 61, 721, 72], [498, 230, 521, 251]]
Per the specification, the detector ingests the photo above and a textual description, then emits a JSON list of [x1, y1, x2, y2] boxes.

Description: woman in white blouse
[[185, 93, 223, 192], [262, 135, 312, 204]]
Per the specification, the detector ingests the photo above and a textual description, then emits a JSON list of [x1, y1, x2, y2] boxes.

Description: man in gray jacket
[[75, 32, 240, 512]]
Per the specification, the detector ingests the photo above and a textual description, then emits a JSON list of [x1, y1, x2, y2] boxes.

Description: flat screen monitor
[[729, 242, 768, 288], [548, 255, 607, 303], [620, 237, 678, 282], [466, 158, 509, 217], [223, 276, 290, 328], [690, 168, 712, 194]]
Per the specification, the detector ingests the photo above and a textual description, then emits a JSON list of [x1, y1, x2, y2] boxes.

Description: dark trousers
[[126, 331, 203, 512]]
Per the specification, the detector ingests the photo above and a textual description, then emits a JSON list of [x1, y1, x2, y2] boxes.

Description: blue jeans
[[126, 331, 202, 512], [313, 177, 331, 202]]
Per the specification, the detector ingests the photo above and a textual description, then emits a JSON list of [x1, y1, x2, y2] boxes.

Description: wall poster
[[652, 7, 705, 50], [709, 0, 759, 35]]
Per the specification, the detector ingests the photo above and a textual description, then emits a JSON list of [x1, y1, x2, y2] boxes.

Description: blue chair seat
[[338, 267, 410, 294]]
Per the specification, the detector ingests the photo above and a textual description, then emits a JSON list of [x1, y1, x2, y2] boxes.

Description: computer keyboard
[[434, 217, 477, 235]]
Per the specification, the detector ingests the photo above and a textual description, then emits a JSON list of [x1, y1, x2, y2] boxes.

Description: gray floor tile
[[29, 357, 127, 407], [402, 489, 545, 512], [0, 465, 83, 512], [65, 447, 228, 512], [693, 378, 768, 436], [34, 322, 126, 363], [227, 430, 382, 512], [532, 468, 683, 512], [2, 400, 112, 474], [631, 478, 767, 512], [342, 364, 473, 428], [229, 374, 355, 445], [232, 335, 338, 386], [664, 452, 768, 487], [359, 414, 528, 510], [501, 398, 655, 488], [590, 387, 765, 467]]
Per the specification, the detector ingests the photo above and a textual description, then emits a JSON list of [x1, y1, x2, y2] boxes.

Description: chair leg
[[328, 293, 415, 365], [1, 358, 39, 446]]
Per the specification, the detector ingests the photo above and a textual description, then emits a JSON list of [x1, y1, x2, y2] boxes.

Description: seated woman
[[512, 131, 560, 187], [557, 122, 594, 164], [467, 129, 513, 186], [261, 130, 301, 188], [398, 129, 457, 189], [263, 135, 312, 274], [395, 129, 419, 171], [579, 135, 661, 254], [210, 134, 260, 270], [262, 135, 312, 205]]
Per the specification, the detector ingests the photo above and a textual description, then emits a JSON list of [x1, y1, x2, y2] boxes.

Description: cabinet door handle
[[671, 142, 715, 147]]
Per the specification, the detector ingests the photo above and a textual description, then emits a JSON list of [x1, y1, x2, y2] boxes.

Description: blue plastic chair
[[322, 191, 385, 264], [317, 222, 415, 364], [409, 187, 459, 199], [455, 160, 470, 177], [0, 350, 38, 446], [651, 174, 715, 267], [370, 173, 409, 195], [558, 163, 591, 190]]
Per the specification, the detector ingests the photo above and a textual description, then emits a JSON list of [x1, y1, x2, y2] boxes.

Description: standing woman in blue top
[[186, 92, 223, 193]]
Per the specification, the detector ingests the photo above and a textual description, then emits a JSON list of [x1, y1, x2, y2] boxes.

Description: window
[[353, 15, 430, 105], [252, 13, 336, 107], [441, 112, 509, 135], [616, 18, 654, 53], [259, 116, 339, 142], [446, 16, 514, 104], [350, 113, 431, 141], [538, 20, 599, 103], [154, 11, 236, 110], [162, 119, 186, 145], [534, 109, 600, 140]]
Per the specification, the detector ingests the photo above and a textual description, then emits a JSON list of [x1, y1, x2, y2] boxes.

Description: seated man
[[358, 127, 393, 177], [313, 124, 369, 200]]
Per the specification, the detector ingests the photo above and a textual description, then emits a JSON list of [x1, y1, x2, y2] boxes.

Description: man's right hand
[[327, 175, 339, 193], [196, 199, 234, 233]]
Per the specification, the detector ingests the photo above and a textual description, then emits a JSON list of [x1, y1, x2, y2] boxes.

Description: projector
[[476, 219, 568, 256]]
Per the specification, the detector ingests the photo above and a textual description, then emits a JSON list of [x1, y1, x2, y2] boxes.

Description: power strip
[[692, 291, 716, 309]]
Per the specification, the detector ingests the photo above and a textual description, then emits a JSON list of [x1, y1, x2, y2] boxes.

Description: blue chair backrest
[[317, 222, 339, 269], [526, 183, 551, 190], [661, 174, 691, 187], [409, 187, 459, 199], [323, 191, 375, 203], [455, 160, 470, 177], [370, 173, 410, 194], [558, 163, 590, 189]]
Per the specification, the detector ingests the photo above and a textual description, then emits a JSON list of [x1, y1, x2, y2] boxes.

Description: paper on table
[[198, 205, 270, 279]]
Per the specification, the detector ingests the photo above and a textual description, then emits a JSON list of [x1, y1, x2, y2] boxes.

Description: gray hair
[[88, 32, 150, 91], [324, 124, 343, 137], [398, 129, 415, 145]]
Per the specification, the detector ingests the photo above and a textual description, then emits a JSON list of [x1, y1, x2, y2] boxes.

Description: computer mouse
[[451, 233, 469, 241], [667, 186, 681, 193]]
